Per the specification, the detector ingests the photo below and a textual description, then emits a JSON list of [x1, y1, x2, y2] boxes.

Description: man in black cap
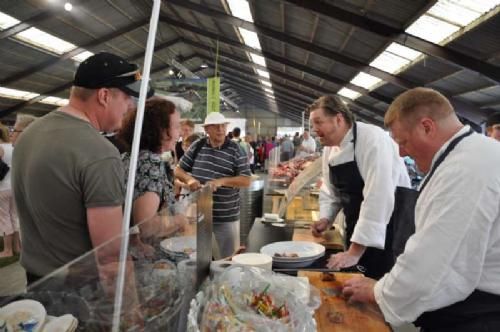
[[12, 52, 154, 283], [486, 112, 500, 141]]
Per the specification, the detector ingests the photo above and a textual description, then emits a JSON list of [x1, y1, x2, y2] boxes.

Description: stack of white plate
[[0, 299, 46, 332], [232, 253, 273, 271], [43, 314, 78, 332], [260, 241, 325, 268], [160, 235, 197, 260]]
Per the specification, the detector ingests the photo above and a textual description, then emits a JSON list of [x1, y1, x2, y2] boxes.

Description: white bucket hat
[[202, 112, 230, 127]]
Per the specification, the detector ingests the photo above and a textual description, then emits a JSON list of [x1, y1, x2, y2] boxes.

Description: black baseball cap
[[73, 52, 154, 98]]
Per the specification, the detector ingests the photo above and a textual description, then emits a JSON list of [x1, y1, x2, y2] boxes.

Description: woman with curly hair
[[119, 97, 186, 249]]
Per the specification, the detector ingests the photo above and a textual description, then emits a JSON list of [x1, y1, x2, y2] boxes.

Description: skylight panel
[[226, 0, 253, 22], [337, 87, 361, 100], [72, 51, 94, 63], [40, 96, 68, 106], [386, 43, 422, 61], [0, 87, 39, 100], [459, 0, 500, 13], [428, 1, 481, 27], [0, 12, 19, 29], [350, 72, 382, 90], [17, 27, 75, 54], [239, 28, 261, 50], [256, 69, 270, 79], [260, 80, 272, 88], [406, 14, 460, 44], [250, 53, 266, 67], [370, 52, 410, 74]]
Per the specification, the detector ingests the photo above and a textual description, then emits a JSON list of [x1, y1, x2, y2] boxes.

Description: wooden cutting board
[[299, 271, 392, 332]]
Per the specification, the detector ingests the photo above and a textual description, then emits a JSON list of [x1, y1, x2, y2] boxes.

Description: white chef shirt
[[374, 126, 500, 326], [319, 122, 410, 249], [296, 136, 317, 157]]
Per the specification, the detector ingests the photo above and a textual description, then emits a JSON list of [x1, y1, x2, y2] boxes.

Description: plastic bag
[[196, 266, 320, 332]]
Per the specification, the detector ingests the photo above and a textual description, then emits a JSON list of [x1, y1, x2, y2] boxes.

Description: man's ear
[[420, 117, 436, 136], [96, 88, 111, 107]]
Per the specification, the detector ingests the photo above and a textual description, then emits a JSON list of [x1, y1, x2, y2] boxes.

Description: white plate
[[43, 314, 77, 332], [160, 235, 196, 259], [0, 299, 46, 332], [260, 241, 325, 261]]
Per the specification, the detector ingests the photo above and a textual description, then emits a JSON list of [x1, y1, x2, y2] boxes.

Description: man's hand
[[206, 178, 224, 192], [327, 251, 361, 270], [186, 177, 202, 191], [311, 218, 329, 237], [327, 242, 366, 270], [342, 276, 377, 304]]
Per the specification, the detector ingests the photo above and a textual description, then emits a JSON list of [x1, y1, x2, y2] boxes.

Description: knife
[[274, 265, 366, 273]]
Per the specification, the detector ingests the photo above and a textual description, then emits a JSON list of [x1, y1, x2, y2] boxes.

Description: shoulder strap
[[191, 137, 206, 161], [419, 128, 473, 193]]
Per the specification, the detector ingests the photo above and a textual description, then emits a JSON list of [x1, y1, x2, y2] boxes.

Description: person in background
[[175, 112, 251, 258], [264, 136, 275, 169], [280, 134, 294, 162], [485, 112, 500, 141], [309, 95, 410, 279], [175, 119, 195, 161], [232, 127, 248, 155], [343, 87, 500, 331], [119, 98, 186, 255], [0, 114, 38, 258], [296, 129, 317, 157], [0, 124, 16, 257], [12, 52, 153, 283], [244, 135, 255, 173], [10, 114, 37, 146], [292, 131, 301, 156]]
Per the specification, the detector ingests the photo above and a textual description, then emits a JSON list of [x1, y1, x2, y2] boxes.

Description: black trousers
[[421, 315, 500, 332]]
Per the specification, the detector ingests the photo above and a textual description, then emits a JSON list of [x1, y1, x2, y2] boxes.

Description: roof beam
[[205, 54, 380, 119], [162, 1, 415, 89], [176, 34, 393, 104], [280, 0, 500, 84], [232, 80, 382, 126], [236, 91, 305, 121], [188, 42, 386, 118], [0, 18, 149, 86], [0, 39, 188, 117], [0, 0, 93, 40]]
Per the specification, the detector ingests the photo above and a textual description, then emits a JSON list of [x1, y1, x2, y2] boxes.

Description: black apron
[[329, 123, 399, 279], [412, 128, 500, 331]]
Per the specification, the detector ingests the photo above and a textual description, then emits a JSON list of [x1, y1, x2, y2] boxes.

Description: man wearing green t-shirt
[[12, 52, 154, 283]]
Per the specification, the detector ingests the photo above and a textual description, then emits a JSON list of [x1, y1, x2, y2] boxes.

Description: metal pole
[[111, 0, 161, 330], [302, 111, 305, 132]]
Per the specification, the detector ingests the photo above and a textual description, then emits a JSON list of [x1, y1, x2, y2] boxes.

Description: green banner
[[207, 77, 220, 114]]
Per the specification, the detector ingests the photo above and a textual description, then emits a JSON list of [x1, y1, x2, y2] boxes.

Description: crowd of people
[[1, 50, 500, 331]]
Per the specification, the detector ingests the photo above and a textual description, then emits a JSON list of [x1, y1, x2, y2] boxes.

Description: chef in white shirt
[[343, 87, 500, 331], [296, 129, 316, 157], [310, 95, 410, 279]]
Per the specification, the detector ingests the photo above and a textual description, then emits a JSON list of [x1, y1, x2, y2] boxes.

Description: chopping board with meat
[[299, 272, 391, 332]]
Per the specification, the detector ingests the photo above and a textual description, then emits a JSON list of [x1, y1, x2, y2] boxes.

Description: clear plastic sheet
[[188, 266, 320, 332], [0, 197, 200, 331]]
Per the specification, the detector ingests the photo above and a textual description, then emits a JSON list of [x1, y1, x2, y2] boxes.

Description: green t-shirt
[[12, 111, 125, 276]]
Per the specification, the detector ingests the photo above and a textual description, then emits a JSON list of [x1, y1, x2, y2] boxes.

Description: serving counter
[[246, 219, 391, 332]]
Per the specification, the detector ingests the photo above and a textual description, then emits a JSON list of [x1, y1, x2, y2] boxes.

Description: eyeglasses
[[9, 129, 22, 134]]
